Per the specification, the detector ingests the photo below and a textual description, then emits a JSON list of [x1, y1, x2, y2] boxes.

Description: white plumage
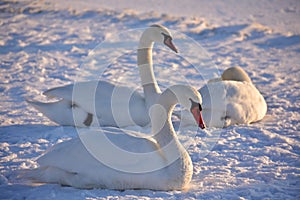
[[28, 25, 178, 127], [26, 85, 204, 190], [179, 66, 267, 128]]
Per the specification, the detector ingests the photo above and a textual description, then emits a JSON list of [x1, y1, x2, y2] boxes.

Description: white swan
[[26, 85, 205, 190], [28, 25, 178, 127], [179, 66, 267, 128]]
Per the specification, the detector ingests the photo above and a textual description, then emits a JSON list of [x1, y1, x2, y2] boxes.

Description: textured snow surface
[[0, 0, 299, 199]]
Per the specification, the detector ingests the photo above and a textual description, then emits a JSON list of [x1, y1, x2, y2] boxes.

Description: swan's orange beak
[[191, 106, 206, 129], [164, 37, 178, 53]]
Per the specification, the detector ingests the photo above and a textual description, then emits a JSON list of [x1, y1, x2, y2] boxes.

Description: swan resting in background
[[27, 24, 178, 127], [25, 85, 205, 190], [178, 66, 267, 128]]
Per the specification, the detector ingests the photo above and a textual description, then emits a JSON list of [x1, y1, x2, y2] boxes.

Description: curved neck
[[138, 31, 161, 110], [150, 89, 178, 147]]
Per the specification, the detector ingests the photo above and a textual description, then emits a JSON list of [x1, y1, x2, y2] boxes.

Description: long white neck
[[149, 88, 179, 148], [149, 86, 193, 187], [138, 31, 161, 110]]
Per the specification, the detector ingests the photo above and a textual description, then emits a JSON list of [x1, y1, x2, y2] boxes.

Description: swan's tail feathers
[[21, 167, 52, 184], [26, 99, 76, 126], [22, 166, 79, 187], [43, 84, 74, 100], [26, 99, 96, 127]]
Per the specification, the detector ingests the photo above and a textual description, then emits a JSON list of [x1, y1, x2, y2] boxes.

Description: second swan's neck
[[138, 33, 161, 110], [150, 89, 178, 148]]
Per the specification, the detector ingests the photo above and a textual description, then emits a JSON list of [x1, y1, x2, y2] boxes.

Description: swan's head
[[147, 24, 178, 53], [221, 66, 252, 83], [168, 85, 206, 129]]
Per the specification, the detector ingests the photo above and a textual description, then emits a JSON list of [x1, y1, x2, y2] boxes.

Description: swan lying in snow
[[28, 24, 178, 127], [179, 66, 267, 128], [26, 85, 205, 190]]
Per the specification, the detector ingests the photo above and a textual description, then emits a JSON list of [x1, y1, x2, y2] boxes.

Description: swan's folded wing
[[43, 81, 103, 101], [43, 81, 114, 114], [37, 138, 105, 173], [101, 127, 159, 153], [37, 130, 166, 175]]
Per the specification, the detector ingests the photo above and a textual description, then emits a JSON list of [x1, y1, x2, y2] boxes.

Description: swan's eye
[[161, 32, 172, 41], [199, 104, 202, 111], [189, 98, 201, 112], [161, 32, 177, 53]]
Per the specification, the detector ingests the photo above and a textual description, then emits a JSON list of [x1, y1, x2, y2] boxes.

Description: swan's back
[[200, 81, 267, 127]]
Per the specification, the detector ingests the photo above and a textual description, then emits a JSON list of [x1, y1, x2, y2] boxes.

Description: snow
[[0, 0, 299, 199]]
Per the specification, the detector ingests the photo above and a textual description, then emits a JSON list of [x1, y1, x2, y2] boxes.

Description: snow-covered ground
[[0, 0, 299, 199]]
